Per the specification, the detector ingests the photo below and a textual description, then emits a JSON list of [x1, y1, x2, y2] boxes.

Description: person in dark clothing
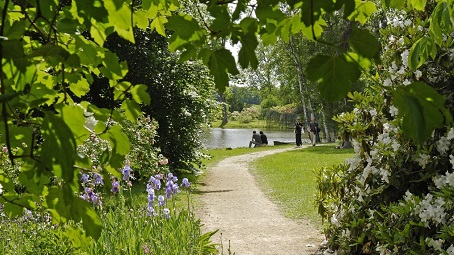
[[309, 117, 321, 146], [249, 131, 262, 148], [259, 131, 268, 145], [294, 118, 304, 147]]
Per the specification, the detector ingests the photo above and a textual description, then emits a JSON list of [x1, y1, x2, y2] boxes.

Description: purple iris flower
[[163, 208, 170, 219], [122, 165, 133, 181], [181, 178, 190, 187], [80, 173, 89, 183], [158, 195, 165, 206], [111, 181, 119, 193], [93, 173, 104, 186]]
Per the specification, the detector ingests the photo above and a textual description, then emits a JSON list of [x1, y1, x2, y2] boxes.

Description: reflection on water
[[201, 128, 299, 149]]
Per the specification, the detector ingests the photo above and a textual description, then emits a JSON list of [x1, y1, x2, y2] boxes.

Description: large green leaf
[[349, 27, 380, 58], [70, 78, 90, 98], [130, 84, 151, 105], [107, 2, 135, 43], [408, 37, 437, 70], [150, 16, 168, 37], [99, 125, 130, 171], [394, 82, 451, 144], [120, 99, 141, 123], [238, 18, 259, 69], [167, 13, 205, 52], [306, 53, 361, 101], [41, 112, 77, 182], [429, 2, 452, 45], [56, 104, 91, 145], [207, 2, 231, 37], [208, 49, 239, 92]]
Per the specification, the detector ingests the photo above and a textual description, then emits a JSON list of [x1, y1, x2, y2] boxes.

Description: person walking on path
[[309, 117, 321, 146], [259, 131, 268, 146], [294, 118, 304, 147], [249, 131, 262, 148]]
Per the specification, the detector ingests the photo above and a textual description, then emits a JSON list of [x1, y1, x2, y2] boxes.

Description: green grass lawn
[[251, 144, 354, 227]]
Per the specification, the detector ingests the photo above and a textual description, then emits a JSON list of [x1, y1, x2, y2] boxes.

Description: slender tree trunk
[[220, 92, 228, 127], [288, 35, 311, 131], [320, 102, 332, 142]]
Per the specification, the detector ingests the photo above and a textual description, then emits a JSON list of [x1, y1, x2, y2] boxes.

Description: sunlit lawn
[[251, 145, 354, 227]]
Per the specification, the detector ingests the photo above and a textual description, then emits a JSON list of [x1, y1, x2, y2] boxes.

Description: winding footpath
[[196, 147, 324, 255]]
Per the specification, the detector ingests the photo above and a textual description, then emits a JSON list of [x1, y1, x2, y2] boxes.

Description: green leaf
[[0, 124, 33, 149], [207, 2, 231, 37], [70, 78, 90, 98], [167, 13, 205, 51], [100, 125, 130, 171], [238, 19, 259, 69], [381, 0, 405, 9], [130, 84, 151, 105], [348, 0, 378, 25], [73, 197, 103, 239], [430, 2, 452, 45], [408, 0, 427, 11], [28, 44, 70, 62], [41, 112, 77, 182], [120, 99, 141, 122], [306, 53, 361, 101], [209, 49, 239, 92], [56, 104, 91, 145], [74, 0, 108, 23], [349, 27, 380, 58], [4, 20, 26, 40], [394, 82, 451, 144], [150, 16, 168, 37], [408, 37, 437, 70]]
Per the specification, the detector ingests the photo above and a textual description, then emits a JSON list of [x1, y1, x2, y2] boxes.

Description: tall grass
[[251, 145, 354, 226]]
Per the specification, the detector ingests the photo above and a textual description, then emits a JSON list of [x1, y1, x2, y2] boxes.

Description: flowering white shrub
[[316, 6, 454, 255]]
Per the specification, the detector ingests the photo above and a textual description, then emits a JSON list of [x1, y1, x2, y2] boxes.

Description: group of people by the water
[[248, 130, 269, 148], [249, 117, 320, 147], [295, 117, 321, 147]]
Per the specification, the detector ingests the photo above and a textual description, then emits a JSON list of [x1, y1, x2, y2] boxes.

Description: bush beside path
[[195, 147, 324, 255]]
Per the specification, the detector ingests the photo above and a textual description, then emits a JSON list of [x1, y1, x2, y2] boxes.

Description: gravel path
[[195, 147, 325, 255]]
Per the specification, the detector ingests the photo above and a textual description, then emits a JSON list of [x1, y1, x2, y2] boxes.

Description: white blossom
[[0, 183, 2, 194], [380, 168, 390, 183], [415, 70, 422, 80], [426, 238, 444, 251], [436, 136, 450, 155], [370, 109, 377, 117], [401, 50, 409, 67], [403, 79, 411, 85], [447, 245, 454, 255], [389, 105, 398, 116], [416, 153, 431, 168], [447, 128, 454, 140], [383, 78, 392, 87], [415, 194, 447, 227]]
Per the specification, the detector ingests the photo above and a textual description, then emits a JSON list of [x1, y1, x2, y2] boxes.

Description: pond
[[201, 128, 304, 149]]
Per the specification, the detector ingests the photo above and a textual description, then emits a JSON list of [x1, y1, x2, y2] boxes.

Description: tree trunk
[[288, 35, 311, 130], [320, 102, 332, 142], [220, 92, 228, 127]]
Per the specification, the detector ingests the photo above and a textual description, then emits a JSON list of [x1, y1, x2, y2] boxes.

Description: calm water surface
[[201, 128, 301, 149]]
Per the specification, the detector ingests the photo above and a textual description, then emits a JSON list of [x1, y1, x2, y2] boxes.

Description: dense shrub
[[316, 7, 454, 254]]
